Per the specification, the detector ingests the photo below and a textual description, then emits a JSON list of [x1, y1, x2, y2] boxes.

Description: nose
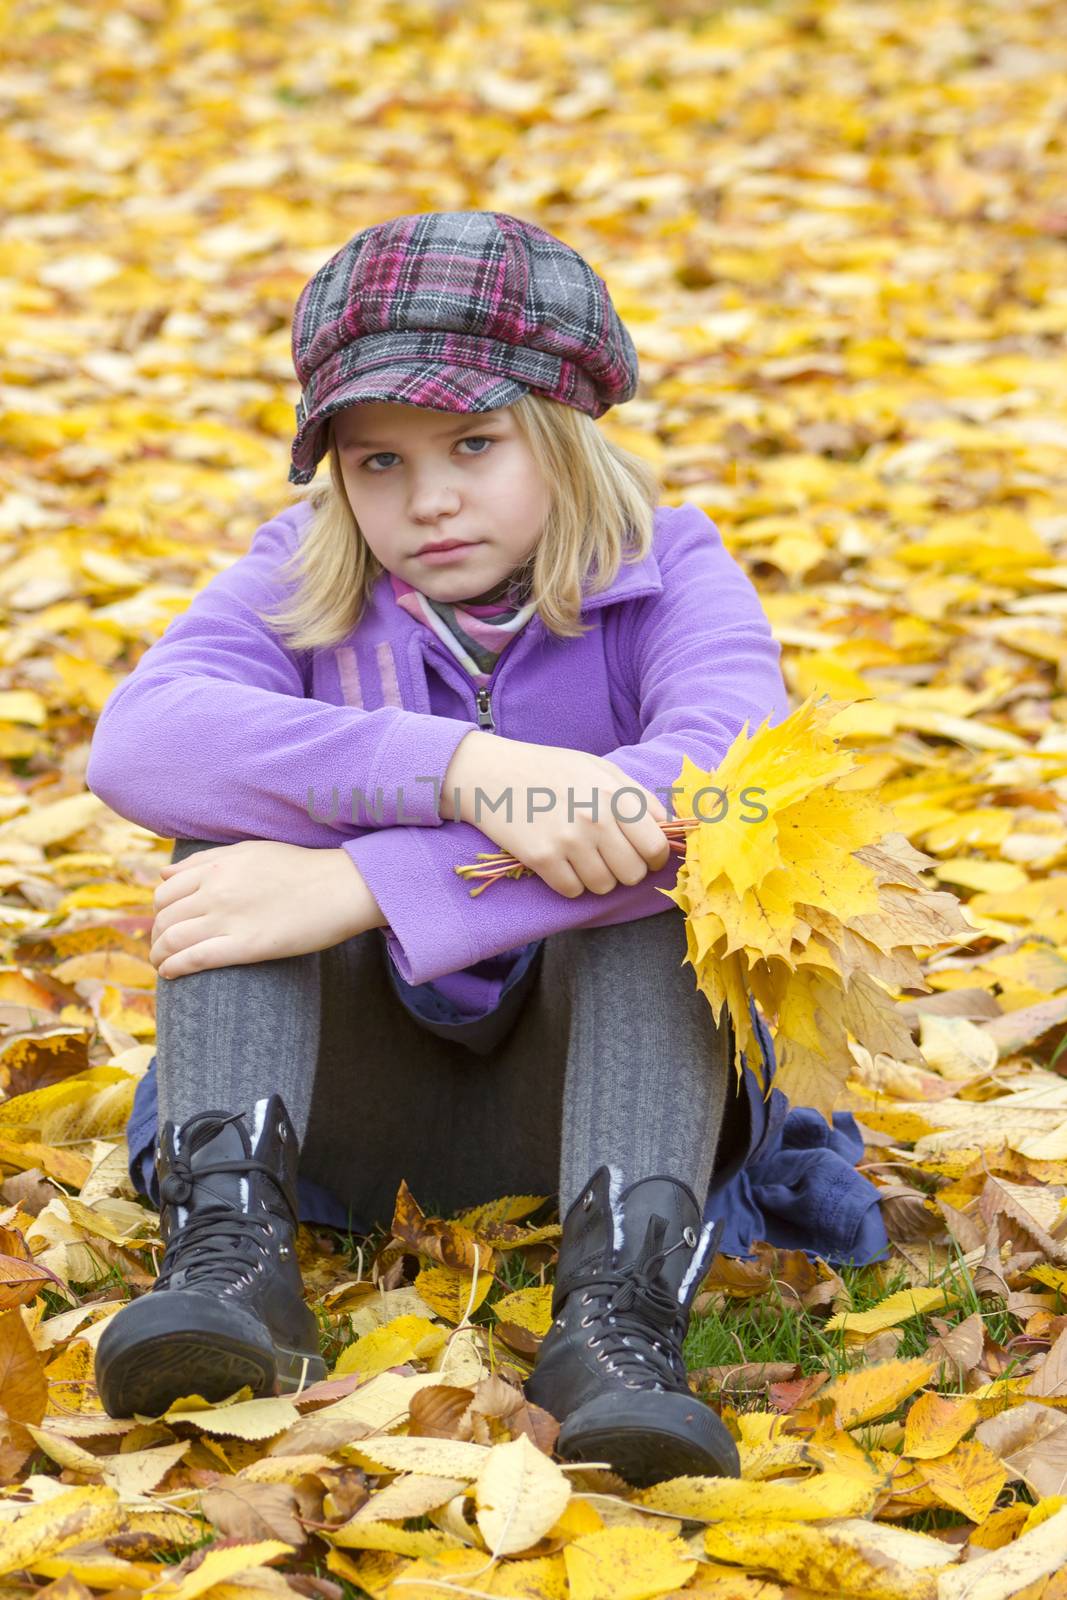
[[408, 475, 462, 519]]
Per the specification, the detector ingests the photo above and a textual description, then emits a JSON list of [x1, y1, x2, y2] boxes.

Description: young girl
[[87, 209, 793, 1487]]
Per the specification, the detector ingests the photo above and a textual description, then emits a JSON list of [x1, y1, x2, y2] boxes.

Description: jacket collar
[[579, 541, 662, 612]]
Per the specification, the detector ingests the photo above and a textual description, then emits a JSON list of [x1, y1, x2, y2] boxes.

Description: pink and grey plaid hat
[[287, 209, 639, 485]]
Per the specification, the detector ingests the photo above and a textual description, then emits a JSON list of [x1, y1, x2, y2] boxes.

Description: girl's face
[[332, 401, 551, 602]]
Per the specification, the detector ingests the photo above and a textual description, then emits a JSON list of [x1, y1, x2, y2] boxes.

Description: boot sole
[[556, 1388, 740, 1487], [94, 1291, 327, 1418]]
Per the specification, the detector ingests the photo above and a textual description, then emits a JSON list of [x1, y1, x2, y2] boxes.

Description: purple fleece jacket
[[86, 498, 791, 1009]]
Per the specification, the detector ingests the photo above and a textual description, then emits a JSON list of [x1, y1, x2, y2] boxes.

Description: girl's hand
[[442, 733, 671, 898], [149, 842, 382, 979]]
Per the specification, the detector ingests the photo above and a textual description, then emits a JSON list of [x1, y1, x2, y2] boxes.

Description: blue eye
[[360, 437, 496, 472]]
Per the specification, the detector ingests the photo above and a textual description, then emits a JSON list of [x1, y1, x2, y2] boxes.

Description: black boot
[[524, 1164, 740, 1487], [95, 1093, 327, 1418]]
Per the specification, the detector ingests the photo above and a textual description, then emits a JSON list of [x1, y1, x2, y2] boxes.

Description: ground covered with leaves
[[2, 0, 1067, 1595]]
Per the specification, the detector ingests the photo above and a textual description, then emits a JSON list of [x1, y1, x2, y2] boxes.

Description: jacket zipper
[[475, 686, 496, 732]]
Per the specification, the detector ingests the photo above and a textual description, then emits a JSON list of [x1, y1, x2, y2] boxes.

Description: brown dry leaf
[[390, 1181, 494, 1274], [408, 1384, 477, 1440], [924, 1312, 986, 1381], [0, 1250, 58, 1311], [199, 1482, 309, 1548], [974, 1400, 1067, 1497], [1027, 1324, 1067, 1397], [0, 1306, 47, 1441]]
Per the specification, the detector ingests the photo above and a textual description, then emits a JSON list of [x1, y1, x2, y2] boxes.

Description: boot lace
[[564, 1229, 694, 1392], [155, 1114, 295, 1293]]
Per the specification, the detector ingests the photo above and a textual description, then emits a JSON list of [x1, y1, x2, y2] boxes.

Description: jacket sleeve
[[343, 504, 791, 985], [85, 505, 477, 844]]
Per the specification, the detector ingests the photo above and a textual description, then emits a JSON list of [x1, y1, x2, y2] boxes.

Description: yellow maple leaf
[[662, 692, 974, 1116]]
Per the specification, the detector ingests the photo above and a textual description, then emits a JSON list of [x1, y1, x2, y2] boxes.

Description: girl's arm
[[85, 504, 478, 847], [344, 504, 792, 985]]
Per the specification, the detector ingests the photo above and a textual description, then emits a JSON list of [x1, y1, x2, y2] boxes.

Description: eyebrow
[[341, 414, 505, 448]]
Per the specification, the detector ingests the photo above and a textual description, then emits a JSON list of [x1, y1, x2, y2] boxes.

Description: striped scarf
[[389, 570, 538, 686]]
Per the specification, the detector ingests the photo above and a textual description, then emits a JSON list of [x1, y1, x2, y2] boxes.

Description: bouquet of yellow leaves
[[457, 692, 976, 1118]]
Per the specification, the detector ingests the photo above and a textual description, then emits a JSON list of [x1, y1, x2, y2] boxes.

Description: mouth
[[416, 539, 479, 556]]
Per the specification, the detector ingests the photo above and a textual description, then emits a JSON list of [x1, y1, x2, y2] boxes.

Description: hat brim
[[288, 363, 531, 485]]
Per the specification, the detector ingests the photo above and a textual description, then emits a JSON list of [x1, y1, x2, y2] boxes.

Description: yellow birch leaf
[[703, 1518, 956, 1599], [239, 1453, 337, 1482], [101, 1441, 191, 1498], [333, 1314, 447, 1379], [207, 1583, 301, 1600], [57, 882, 154, 911], [415, 1264, 494, 1324], [273, 1370, 445, 1454], [824, 1287, 958, 1336], [347, 1435, 490, 1479], [0, 1486, 122, 1577], [3, 793, 103, 849], [939, 1503, 1067, 1599], [61, 1193, 155, 1246], [689, 1575, 787, 1598], [163, 1395, 300, 1439], [0, 691, 46, 725], [903, 1392, 980, 1460], [818, 1358, 938, 1429], [548, 1496, 605, 1539], [804, 1429, 893, 1492], [485, 1553, 568, 1596], [453, 1195, 551, 1231], [326, 1546, 404, 1596], [474, 1432, 572, 1556], [0, 1065, 136, 1143], [1026, 1264, 1067, 1293], [737, 1436, 812, 1480], [967, 1502, 1031, 1551], [491, 1285, 554, 1338], [30, 1554, 160, 1589], [51, 951, 159, 987], [635, 1471, 877, 1521], [916, 1439, 1007, 1523], [1022, 1495, 1067, 1532], [348, 1475, 469, 1525], [329, 1523, 463, 1558], [155, 1541, 294, 1600], [429, 1322, 486, 1388], [380, 1547, 496, 1598], [563, 1525, 698, 1600]]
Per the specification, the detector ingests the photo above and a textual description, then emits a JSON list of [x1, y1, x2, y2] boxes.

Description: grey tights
[[155, 839, 735, 1227]]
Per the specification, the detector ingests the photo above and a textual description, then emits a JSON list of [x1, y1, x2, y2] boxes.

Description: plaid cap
[[287, 209, 640, 485]]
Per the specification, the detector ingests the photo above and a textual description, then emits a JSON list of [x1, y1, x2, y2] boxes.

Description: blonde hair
[[254, 392, 661, 651]]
